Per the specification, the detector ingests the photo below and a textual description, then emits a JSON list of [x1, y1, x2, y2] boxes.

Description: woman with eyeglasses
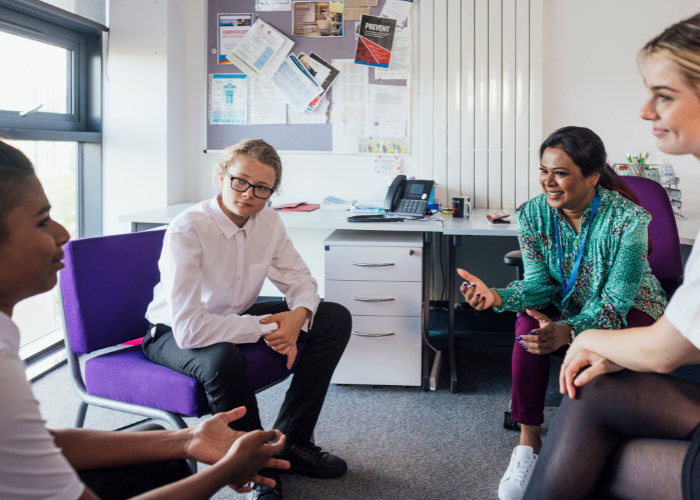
[[523, 12, 700, 500], [142, 139, 351, 500]]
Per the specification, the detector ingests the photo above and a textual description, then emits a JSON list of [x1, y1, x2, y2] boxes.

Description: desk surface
[[118, 203, 443, 233], [443, 208, 698, 245], [119, 203, 698, 244]]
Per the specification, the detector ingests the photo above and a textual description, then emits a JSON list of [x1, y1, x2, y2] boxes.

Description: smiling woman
[[456, 126, 667, 500]]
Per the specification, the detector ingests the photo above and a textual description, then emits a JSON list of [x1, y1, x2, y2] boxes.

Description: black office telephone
[[347, 175, 435, 222], [384, 175, 435, 217]]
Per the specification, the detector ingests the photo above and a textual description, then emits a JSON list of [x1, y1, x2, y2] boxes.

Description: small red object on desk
[[272, 202, 321, 212]]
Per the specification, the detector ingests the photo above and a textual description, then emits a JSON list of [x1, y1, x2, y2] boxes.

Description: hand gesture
[[517, 309, 571, 355], [259, 308, 308, 354], [458, 269, 499, 311], [184, 407, 250, 466], [559, 344, 623, 399], [221, 430, 290, 492]]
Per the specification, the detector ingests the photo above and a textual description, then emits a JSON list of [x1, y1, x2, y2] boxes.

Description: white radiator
[[418, 0, 543, 209]]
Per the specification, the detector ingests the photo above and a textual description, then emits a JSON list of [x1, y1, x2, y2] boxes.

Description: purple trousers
[[511, 305, 655, 426]]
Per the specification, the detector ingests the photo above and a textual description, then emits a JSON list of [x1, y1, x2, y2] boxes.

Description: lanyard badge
[[555, 193, 600, 315]]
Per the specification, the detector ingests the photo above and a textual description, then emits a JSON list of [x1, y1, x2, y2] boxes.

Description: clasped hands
[[183, 406, 289, 492], [259, 307, 310, 369]]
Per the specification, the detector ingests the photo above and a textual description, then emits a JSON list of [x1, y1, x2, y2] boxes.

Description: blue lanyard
[[555, 193, 599, 308]]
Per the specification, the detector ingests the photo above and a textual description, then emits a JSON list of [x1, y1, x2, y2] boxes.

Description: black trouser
[[142, 301, 351, 444], [78, 424, 192, 500]]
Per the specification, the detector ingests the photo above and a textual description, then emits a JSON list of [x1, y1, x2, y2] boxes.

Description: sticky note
[[329, 2, 344, 13], [330, 110, 344, 123]]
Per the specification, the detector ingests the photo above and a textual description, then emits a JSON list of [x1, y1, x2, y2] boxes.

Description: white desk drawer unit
[[324, 230, 423, 386]]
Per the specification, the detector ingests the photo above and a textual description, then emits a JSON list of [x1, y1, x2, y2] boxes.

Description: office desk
[[119, 204, 442, 390]]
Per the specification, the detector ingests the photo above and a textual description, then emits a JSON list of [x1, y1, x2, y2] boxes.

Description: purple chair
[[59, 229, 303, 470], [621, 176, 684, 298]]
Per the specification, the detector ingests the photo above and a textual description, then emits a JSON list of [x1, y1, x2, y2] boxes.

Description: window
[[0, 1, 106, 372], [0, 6, 85, 131]]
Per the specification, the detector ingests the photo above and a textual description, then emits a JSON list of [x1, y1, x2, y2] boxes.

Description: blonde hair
[[212, 139, 282, 193], [639, 12, 700, 95]]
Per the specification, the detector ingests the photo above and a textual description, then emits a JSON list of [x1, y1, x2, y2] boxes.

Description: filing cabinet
[[324, 230, 423, 386]]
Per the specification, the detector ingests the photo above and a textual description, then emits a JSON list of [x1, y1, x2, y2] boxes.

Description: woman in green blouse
[[458, 126, 667, 500]]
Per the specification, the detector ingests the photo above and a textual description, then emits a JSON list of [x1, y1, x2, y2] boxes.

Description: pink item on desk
[[273, 202, 320, 212]]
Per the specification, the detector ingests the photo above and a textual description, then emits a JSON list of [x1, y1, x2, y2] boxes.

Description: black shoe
[[277, 443, 347, 479], [251, 469, 282, 500]]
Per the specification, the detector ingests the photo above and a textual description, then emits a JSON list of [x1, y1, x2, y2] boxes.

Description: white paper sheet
[[257, 32, 294, 85], [218, 14, 253, 65], [375, 155, 401, 175], [228, 19, 286, 79], [272, 54, 323, 113], [289, 96, 328, 124], [331, 59, 369, 154], [250, 80, 287, 124], [374, 27, 411, 80], [366, 85, 408, 138], [256, 0, 292, 12], [379, 0, 413, 26], [209, 74, 248, 125]]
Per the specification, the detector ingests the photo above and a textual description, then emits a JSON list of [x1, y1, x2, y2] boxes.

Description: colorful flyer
[[217, 14, 253, 65], [293, 1, 344, 37], [354, 14, 396, 68], [209, 74, 248, 125], [374, 155, 401, 175]]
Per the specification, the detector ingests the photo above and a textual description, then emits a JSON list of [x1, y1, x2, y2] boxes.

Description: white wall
[[542, 0, 700, 213]]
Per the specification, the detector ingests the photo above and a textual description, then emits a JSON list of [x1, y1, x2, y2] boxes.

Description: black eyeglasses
[[229, 176, 275, 199]]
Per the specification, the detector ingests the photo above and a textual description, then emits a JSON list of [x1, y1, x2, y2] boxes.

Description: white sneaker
[[498, 445, 538, 500]]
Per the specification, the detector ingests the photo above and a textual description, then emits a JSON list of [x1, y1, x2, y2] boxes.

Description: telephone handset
[[347, 175, 435, 222], [384, 175, 435, 217]]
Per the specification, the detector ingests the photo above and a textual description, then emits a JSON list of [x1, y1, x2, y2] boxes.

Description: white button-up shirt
[[0, 312, 84, 500], [145, 197, 320, 349], [666, 228, 700, 347]]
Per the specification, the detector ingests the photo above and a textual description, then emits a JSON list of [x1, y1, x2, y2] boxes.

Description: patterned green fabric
[[493, 186, 667, 334]]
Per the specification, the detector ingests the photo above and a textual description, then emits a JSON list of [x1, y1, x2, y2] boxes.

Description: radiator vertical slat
[[515, 0, 531, 206], [461, 0, 476, 202], [474, 0, 489, 209], [446, 0, 462, 204], [502, 0, 517, 209], [488, 0, 502, 208], [433, 0, 448, 207], [419, 0, 435, 186]]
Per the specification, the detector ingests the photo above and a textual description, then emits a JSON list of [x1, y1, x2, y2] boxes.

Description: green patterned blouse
[[493, 186, 667, 334]]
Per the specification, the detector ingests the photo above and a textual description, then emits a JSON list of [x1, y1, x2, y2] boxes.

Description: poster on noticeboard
[[217, 13, 253, 65]]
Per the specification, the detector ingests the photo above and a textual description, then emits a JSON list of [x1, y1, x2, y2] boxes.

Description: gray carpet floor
[[32, 328, 565, 500]]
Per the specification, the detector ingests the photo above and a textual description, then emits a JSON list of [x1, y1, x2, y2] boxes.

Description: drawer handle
[[351, 297, 395, 302], [352, 262, 395, 267], [352, 331, 395, 337]]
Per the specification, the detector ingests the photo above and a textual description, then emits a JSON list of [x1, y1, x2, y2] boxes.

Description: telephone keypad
[[396, 199, 427, 215]]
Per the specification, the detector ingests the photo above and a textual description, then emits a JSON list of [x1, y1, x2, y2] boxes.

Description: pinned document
[[256, 0, 291, 11], [209, 74, 248, 125], [379, 0, 413, 26], [228, 19, 287, 80], [250, 81, 287, 124], [354, 14, 397, 68], [331, 59, 368, 154], [366, 85, 408, 138], [217, 14, 253, 65], [293, 1, 344, 37], [272, 54, 323, 113]]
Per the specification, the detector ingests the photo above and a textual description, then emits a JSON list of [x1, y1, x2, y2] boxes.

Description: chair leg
[[74, 401, 88, 428]]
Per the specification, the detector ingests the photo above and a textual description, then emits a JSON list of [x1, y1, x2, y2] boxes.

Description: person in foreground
[[458, 126, 667, 500], [523, 12, 700, 500], [142, 139, 351, 500], [0, 139, 290, 500]]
